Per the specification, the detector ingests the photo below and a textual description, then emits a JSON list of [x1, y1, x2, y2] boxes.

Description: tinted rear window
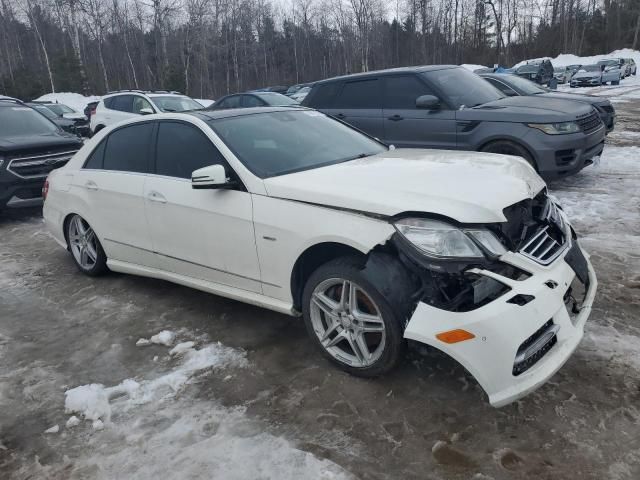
[[103, 123, 153, 173], [303, 82, 340, 108], [334, 79, 380, 109], [84, 140, 106, 169]]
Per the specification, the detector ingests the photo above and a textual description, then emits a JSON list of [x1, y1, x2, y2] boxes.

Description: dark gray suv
[[302, 65, 606, 179]]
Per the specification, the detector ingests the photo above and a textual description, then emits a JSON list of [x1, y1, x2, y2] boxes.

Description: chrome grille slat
[[518, 200, 569, 265], [7, 150, 77, 179]]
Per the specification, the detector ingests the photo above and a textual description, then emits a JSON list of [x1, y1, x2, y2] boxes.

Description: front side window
[[132, 96, 153, 114], [103, 122, 153, 173], [156, 122, 227, 179], [422, 68, 504, 108], [0, 106, 59, 136], [209, 110, 386, 178], [151, 95, 202, 112], [218, 96, 241, 109], [384, 75, 436, 109], [335, 79, 380, 109]]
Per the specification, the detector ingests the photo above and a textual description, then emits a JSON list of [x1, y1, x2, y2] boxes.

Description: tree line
[[1, 0, 640, 101]]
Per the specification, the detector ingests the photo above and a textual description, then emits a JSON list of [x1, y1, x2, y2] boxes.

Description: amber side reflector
[[436, 329, 475, 344]]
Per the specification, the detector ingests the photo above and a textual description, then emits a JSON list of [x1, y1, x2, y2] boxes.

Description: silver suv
[[90, 90, 203, 135]]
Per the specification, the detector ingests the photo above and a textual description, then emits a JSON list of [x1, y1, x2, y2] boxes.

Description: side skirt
[[107, 259, 297, 316]]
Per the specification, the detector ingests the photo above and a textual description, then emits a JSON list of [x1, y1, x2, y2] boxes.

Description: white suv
[[90, 90, 203, 135]]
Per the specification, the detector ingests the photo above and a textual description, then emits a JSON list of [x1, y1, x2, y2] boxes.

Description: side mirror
[[139, 107, 154, 115], [416, 95, 440, 109], [191, 164, 234, 189]]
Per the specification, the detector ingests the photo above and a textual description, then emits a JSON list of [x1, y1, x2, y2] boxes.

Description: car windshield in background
[[0, 106, 59, 135], [209, 110, 386, 178], [580, 65, 601, 72], [152, 96, 203, 112], [500, 75, 547, 94], [423, 68, 504, 108], [255, 92, 299, 106], [517, 65, 538, 73], [32, 105, 58, 119], [598, 60, 618, 67], [46, 104, 75, 115]]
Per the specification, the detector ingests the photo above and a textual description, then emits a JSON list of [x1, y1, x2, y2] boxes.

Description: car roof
[[188, 105, 310, 121], [311, 65, 458, 85]]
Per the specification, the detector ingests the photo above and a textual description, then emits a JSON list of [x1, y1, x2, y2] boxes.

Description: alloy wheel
[[309, 278, 386, 367], [68, 215, 98, 270]]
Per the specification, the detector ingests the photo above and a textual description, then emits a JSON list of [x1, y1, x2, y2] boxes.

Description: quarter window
[[103, 122, 153, 173], [384, 76, 435, 109], [156, 122, 227, 179], [335, 79, 380, 109]]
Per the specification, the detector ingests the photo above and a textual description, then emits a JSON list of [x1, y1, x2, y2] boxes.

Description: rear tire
[[66, 214, 108, 276], [302, 256, 406, 377], [480, 140, 536, 170]]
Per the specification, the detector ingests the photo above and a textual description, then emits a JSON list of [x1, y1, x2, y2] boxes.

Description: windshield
[[255, 92, 299, 106], [31, 105, 58, 120], [423, 68, 504, 108], [209, 110, 386, 178], [46, 104, 75, 115], [0, 106, 59, 135], [499, 75, 547, 94], [580, 65, 601, 72], [152, 96, 202, 112]]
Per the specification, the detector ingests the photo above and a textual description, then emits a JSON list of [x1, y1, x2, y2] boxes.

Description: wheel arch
[[477, 137, 538, 170]]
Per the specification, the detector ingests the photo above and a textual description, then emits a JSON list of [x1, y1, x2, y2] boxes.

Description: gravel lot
[[1, 86, 639, 480]]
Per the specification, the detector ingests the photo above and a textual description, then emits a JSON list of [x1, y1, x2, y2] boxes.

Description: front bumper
[[0, 176, 45, 209], [403, 242, 597, 407]]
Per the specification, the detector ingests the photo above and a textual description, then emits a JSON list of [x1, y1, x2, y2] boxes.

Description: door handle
[[85, 181, 98, 191], [334, 113, 346, 119], [388, 114, 403, 121], [147, 191, 167, 204]]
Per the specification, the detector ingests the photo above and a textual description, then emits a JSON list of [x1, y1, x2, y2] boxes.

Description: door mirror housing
[[191, 164, 235, 189], [416, 95, 440, 109], [139, 107, 154, 115]]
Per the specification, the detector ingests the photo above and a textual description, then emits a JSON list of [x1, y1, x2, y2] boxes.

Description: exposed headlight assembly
[[527, 121, 581, 135], [394, 218, 507, 259]]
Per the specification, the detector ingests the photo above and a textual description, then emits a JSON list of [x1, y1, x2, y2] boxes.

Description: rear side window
[[155, 122, 227, 179], [241, 95, 264, 108], [218, 96, 240, 109], [334, 79, 380, 109], [111, 95, 133, 113], [103, 123, 153, 173], [303, 82, 340, 108], [84, 140, 106, 169], [383, 75, 435, 109], [103, 97, 115, 109]]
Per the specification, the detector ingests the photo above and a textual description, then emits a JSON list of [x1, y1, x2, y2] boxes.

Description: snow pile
[[64, 341, 248, 425], [169, 341, 195, 356], [33, 92, 100, 113], [514, 48, 640, 68], [150, 330, 176, 346]]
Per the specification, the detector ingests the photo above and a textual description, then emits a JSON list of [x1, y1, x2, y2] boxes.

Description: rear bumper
[[404, 242, 597, 407]]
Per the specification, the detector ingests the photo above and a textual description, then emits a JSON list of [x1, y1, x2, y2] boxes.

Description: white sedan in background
[[43, 107, 597, 407]]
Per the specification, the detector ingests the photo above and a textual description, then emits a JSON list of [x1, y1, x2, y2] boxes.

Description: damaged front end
[[389, 190, 597, 407]]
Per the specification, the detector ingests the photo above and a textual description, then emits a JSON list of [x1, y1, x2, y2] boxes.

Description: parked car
[[596, 59, 624, 83], [621, 58, 637, 76], [208, 92, 299, 110], [289, 86, 311, 102], [513, 60, 554, 85], [249, 86, 289, 94], [553, 67, 571, 84], [302, 65, 606, 179], [480, 73, 616, 133], [28, 102, 90, 137], [42, 106, 597, 407], [90, 90, 203, 135], [0, 97, 82, 211], [570, 64, 621, 87], [286, 83, 311, 96]]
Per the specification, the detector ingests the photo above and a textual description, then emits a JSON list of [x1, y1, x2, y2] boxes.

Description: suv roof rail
[[105, 89, 184, 95], [106, 89, 146, 95]]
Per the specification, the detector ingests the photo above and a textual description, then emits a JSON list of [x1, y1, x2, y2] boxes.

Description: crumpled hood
[[263, 149, 546, 224]]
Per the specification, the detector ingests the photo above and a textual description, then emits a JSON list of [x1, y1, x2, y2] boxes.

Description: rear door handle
[[147, 191, 167, 204], [388, 115, 403, 121], [85, 181, 98, 191]]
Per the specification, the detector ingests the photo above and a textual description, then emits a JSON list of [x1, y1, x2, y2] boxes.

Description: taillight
[[90, 105, 97, 117], [42, 179, 49, 201]]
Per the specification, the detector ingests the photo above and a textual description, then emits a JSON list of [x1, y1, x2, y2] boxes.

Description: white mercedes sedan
[[43, 107, 597, 407]]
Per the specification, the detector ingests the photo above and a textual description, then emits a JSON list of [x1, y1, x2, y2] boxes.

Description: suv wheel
[[66, 214, 108, 276], [480, 140, 536, 170], [302, 257, 405, 377]]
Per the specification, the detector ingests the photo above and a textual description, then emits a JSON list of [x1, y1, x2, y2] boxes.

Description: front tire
[[302, 257, 405, 377], [66, 214, 108, 276], [480, 140, 536, 170]]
